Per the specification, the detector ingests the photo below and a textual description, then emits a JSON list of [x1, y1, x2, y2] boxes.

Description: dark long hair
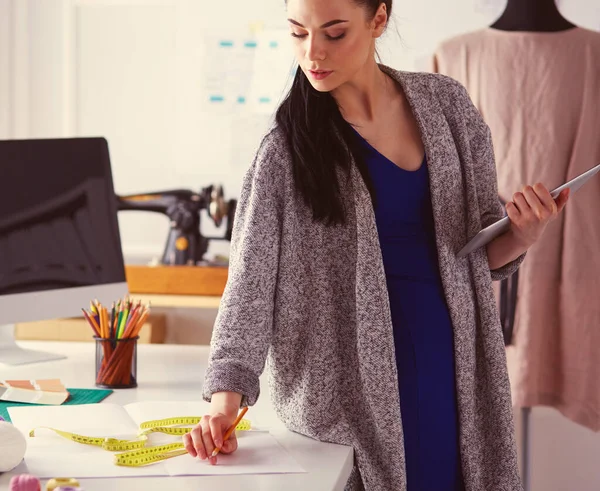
[[276, 0, 393, 227]]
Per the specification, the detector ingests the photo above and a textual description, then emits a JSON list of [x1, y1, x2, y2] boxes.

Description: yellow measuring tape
[[29, 416, 252, 467]]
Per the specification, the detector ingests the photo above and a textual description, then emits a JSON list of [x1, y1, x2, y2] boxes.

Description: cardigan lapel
[[386, 67, 471, 258], [350, 158, 407, 489], [386, 68, 524, 490], [388, 67, 477, 319], [346, 65, 521, 490], [372, 67, 483, 488], [346, 66, 475, 490]]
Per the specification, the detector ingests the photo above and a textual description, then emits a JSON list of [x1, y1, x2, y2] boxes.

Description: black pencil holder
[[94, 336, 139, 389]]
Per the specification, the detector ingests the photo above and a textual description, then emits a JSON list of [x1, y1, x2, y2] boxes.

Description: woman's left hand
[[506, 183, 570, 248]]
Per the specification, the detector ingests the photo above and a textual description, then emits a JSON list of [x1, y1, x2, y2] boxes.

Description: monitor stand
[[0, 324, 67, 365]]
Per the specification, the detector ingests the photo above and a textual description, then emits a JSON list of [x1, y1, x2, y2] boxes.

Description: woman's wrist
[[486, 228, 530, 270], [211, 391, 243, 415]]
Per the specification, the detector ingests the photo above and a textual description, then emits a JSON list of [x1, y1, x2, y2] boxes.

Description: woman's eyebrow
[[287, 19, 349, 29]]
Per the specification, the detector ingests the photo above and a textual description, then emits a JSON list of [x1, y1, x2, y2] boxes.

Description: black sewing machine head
[[116, 185, 236, 266]]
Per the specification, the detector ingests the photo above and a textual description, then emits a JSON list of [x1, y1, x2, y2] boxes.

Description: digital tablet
[[457, 162, 600, 259]]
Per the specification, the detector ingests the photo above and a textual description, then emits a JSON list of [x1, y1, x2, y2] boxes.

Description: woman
[[183, 1, 570, 489]]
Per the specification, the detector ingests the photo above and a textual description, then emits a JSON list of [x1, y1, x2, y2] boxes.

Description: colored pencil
[[109, 302, 116, 339], [81, 309, 100, 337]]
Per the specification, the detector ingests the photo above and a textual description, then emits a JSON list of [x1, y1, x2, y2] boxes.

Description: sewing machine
[[116, 185, 236, 266]]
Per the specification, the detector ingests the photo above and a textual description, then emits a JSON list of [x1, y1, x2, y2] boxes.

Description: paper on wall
[[200, 29, 294, 113], [247, 29, 295, 115]]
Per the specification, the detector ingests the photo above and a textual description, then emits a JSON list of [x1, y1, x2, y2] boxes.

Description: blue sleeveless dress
[[356, 132, 464, 490]]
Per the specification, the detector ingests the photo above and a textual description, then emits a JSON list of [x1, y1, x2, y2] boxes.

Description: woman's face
[[286, 0, 387, 92]]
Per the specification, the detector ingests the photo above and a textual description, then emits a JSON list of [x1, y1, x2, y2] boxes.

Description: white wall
[[1, 0, 32, 138], [506, 348, 600, 491], [1, 2, 599, 490], [0, 1, 10, 139], [2, 0, 598, 261]]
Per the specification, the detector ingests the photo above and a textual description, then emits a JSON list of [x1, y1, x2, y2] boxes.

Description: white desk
[[0, 341, 353, 491]]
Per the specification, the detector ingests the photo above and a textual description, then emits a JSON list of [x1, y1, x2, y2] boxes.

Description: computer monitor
[[0, 137, 129, 365]]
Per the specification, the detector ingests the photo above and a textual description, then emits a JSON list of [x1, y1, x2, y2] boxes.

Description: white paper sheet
[[165, 431, 305, 476], [16, 437, 168, 478], [10, 403, 139, 436], [246, 29, 295, 115], [9, 404, 166, 478], [123, 400, 212, 426], [201, 32, 258, 110], [8, 401, 306, 479]]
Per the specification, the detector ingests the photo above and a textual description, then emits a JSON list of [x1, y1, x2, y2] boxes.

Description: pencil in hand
[[211, 406, 249, 458]]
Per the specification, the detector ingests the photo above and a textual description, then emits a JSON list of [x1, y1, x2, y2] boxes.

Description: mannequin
[[489, 1, 577, 345], [490, 0, 576, 32], [429, 13, 600, 489]]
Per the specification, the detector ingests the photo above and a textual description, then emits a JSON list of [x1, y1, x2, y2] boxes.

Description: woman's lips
[[308, 70, 333, 81]]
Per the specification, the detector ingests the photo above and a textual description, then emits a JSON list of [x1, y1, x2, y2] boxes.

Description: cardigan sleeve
[[456, 82, 527, 281], [202, 131, 285, 407]]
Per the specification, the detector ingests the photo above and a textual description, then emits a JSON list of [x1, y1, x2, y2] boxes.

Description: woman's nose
[[305, 36, 326, 62]]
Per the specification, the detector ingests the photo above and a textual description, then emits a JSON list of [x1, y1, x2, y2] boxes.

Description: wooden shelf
[[132, 293, 221, 309], [125, 264, 228, 297], [15, 314, 167, 343]]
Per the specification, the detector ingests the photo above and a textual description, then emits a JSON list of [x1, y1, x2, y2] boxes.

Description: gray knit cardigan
[[203, 65, 526, 491]]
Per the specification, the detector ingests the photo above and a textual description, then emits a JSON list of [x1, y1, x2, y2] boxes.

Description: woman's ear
[[372, 3, 388, 38]]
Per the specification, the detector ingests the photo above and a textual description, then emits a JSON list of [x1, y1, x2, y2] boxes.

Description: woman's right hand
[[183, 391, 243, 465]]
